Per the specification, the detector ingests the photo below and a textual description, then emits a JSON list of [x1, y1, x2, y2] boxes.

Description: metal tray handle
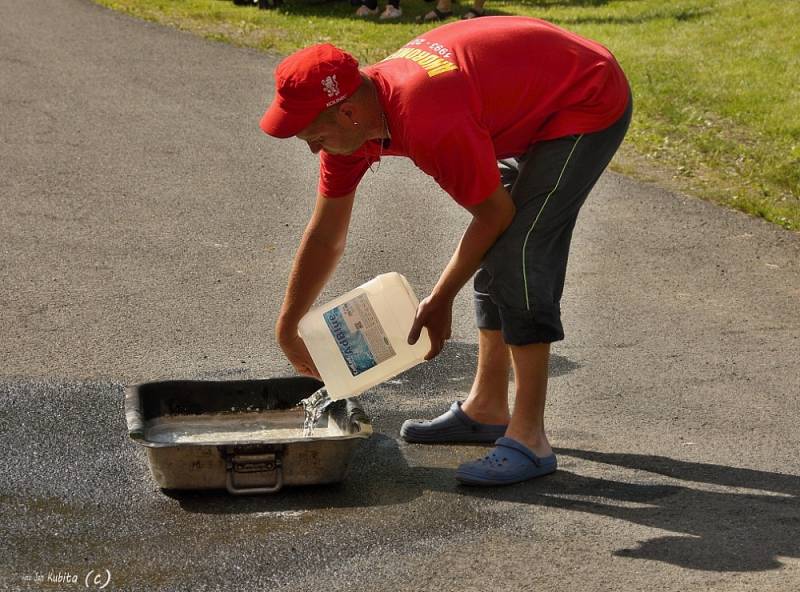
[[225, 452, 284, 495]]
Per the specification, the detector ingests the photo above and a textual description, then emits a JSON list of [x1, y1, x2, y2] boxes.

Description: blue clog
[[400, 401, 508, 443], [456, 436, 557, 486]]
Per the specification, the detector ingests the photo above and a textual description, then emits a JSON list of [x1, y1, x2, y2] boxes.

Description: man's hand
[[407, 293, 453, 361], [277, 330, 321, 379]]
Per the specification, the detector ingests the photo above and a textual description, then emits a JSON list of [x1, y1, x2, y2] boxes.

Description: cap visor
[[259, 101, 316, 139]]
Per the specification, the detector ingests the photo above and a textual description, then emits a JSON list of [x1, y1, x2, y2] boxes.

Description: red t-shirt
[[318, 16, 630, 206]]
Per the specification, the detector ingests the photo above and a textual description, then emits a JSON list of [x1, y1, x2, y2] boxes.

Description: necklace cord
[[367, 82, 389, 174]]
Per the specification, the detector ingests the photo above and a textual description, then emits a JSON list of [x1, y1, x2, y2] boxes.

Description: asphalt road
[[1, 1, 799, 591]]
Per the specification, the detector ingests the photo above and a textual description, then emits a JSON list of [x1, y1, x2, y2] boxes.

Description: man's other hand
[[408, 294, 453, 361]]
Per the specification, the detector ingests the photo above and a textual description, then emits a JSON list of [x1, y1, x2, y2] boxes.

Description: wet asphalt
[[1, 1, 799, 591]]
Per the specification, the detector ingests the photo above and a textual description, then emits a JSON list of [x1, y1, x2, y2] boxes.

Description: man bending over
[[260, 17, 631, 486]]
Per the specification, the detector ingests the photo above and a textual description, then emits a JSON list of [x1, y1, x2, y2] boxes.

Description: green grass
[[95, 0, 800, 231]]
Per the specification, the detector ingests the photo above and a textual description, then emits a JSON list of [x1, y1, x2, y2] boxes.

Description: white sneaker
[[379, 5, 402, 19], [355, 4, 379, 16]]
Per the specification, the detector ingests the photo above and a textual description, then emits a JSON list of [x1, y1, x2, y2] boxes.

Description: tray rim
[[133, 424, 373, 448], [124, 378, 373, 448]]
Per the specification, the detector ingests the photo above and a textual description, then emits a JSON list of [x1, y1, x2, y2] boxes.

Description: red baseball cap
[[260, 44, 363, 139]]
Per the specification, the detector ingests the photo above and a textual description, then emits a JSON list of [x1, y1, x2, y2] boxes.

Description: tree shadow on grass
[[486, 4, 713, 25], [251, 0, 711, 27]]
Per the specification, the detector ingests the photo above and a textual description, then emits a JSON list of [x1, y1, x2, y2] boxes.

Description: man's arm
[[276, 191, 356, 377], [408, 182, 516, 359]]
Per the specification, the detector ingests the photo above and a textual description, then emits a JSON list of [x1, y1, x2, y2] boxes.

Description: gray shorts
[[475, 96, 632, 345]]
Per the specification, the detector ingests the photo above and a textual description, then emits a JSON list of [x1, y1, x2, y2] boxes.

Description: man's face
[[296, 106, 366, 156]]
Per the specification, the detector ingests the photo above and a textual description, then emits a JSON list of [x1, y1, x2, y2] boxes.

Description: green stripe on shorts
[[521, 134, 583, 310]]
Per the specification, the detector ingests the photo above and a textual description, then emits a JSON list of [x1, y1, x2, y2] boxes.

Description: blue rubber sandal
[[400, 402, 508, 444], [455, 437, 557, 486]]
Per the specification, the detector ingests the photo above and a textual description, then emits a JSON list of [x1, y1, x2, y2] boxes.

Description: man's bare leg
[[504, 342, 553, 458], [460, 329, 512, 425]]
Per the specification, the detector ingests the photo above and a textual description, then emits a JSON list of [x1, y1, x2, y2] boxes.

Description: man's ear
[[336, 100, 358, 126]]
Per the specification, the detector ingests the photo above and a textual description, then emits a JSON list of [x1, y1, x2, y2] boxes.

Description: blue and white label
[[323, 293, 396, 376]]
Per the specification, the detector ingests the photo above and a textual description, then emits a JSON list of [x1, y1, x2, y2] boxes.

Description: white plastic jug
[[298, 272, 432, 400]]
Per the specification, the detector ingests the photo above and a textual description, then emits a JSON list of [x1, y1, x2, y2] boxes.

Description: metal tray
[[125, 377, 372, 495]]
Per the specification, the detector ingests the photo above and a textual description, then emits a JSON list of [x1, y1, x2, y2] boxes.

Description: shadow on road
[[163, 343, 797, 572], [461, 448, 800, 572], [170, 437, 800, 573]]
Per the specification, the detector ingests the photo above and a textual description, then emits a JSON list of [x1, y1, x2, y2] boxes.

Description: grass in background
[[95, 0, 800, 231]]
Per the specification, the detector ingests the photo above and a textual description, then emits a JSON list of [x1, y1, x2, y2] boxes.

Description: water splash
[[300, 387, 333, 437]]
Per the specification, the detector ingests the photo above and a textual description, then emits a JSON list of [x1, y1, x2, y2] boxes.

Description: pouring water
[[300, 387, 333, 437]]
